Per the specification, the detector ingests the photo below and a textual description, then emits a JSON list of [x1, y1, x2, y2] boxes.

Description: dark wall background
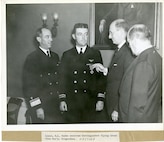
[[7, 4, 90, 97], [95, 3, 155, 46]]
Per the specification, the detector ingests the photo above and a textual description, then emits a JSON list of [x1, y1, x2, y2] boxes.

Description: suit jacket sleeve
[[58, 52, 68, 101], [94, 50, 107, 101], [128, 61, 153, 122], [22, 56, 39, 99], [113, 47, 134, 112]]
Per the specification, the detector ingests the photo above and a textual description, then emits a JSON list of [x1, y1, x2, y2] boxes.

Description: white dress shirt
[[39, 46, 50, 56], [117, 40, 126, 51], [76, 45, 87, 54]]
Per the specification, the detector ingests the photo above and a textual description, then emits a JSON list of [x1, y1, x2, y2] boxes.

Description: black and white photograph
[[4, 2, 163, 127]]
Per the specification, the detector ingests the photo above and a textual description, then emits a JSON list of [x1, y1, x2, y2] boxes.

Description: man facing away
[[59, 23, 107, 123], [22, 27, 63, 123], [119, 24, 162, 122], [91, 19, 135, 122]]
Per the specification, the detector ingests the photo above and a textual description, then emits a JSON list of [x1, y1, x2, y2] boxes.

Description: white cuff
[[103, 68, 108, 76], [97, 93, 105, 98], [59, 94, 66, 99]]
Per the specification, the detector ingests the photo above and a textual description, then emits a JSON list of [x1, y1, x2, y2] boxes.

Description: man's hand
[[96, 101, 104, 111], [90, 63, 108, 75], [99, 19, 106, 33], [36, 108, 44, 120], [111, 110, 118, 122], [60, 101, 67, 112]]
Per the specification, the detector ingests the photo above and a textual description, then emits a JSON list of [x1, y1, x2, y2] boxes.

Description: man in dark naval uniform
[[59, 23, 107, 123], [22, 27, 62, 123]]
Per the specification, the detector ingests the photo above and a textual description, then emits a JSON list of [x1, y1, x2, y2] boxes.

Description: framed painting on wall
[[90, 3, 162, 52]]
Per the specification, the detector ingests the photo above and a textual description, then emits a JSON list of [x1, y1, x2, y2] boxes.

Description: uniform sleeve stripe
[[59, 94, 66, 99], [97, 93, 105, 98]]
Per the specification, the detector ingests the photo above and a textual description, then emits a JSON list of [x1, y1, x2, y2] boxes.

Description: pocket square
[[113, 63, 117, 67]]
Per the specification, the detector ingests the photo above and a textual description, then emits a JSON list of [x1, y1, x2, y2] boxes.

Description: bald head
[[36, 27, 52, 50], [127, 24, 151, 41], [111, 19, 129, 33], [109, 19, 129, 45], [127, 24, 152, 56]]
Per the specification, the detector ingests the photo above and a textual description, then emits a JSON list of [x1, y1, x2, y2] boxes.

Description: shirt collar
[[39, 46, 50, 55], [76, 45, 87, 54], [117, 40, 126, 51]]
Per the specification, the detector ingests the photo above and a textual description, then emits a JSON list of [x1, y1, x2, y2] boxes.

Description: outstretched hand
[[90, 63, 106, 73]]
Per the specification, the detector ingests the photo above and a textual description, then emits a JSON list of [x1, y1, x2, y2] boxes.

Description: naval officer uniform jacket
[[59, 46, 107, 123], [22, 47, 63, 123]]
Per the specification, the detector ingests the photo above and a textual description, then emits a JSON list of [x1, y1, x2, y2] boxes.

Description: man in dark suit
[[22, 27, 62, 123], [91, 19, 135, 122], [59, 23, 107, 123], [119, 24, 162, 122]]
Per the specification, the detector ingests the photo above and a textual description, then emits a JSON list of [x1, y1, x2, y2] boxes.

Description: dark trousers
[[63, 103, 108, 123], [26, 107, 65, 124]]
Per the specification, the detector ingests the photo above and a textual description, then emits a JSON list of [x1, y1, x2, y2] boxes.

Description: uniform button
[[74, 71, 78, 74], [55, 72, 57, 75], [49, 82, 52, 85], [40, 74, 43, 77], [83, 70, 87, 74], [74, 90, 78, 93], [50, 92, 53, 95], [56, 82, 59, 84], [48, 73, 51, 76], [56, 63, 59, 66], [83, 80, 87, 83], [74, 80, 77, 84], [83, 90, 87, 93]]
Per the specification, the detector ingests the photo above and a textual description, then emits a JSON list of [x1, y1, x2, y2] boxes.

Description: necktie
[[114, 48, 119, 56], [80, 48, 83, 54], [47, 51, 51, 57]]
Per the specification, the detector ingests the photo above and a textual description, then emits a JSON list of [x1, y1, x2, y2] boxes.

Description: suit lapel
[[122, 55, 138, 81], [109, 43, 127, 68], [115, 43, 128, 58]]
